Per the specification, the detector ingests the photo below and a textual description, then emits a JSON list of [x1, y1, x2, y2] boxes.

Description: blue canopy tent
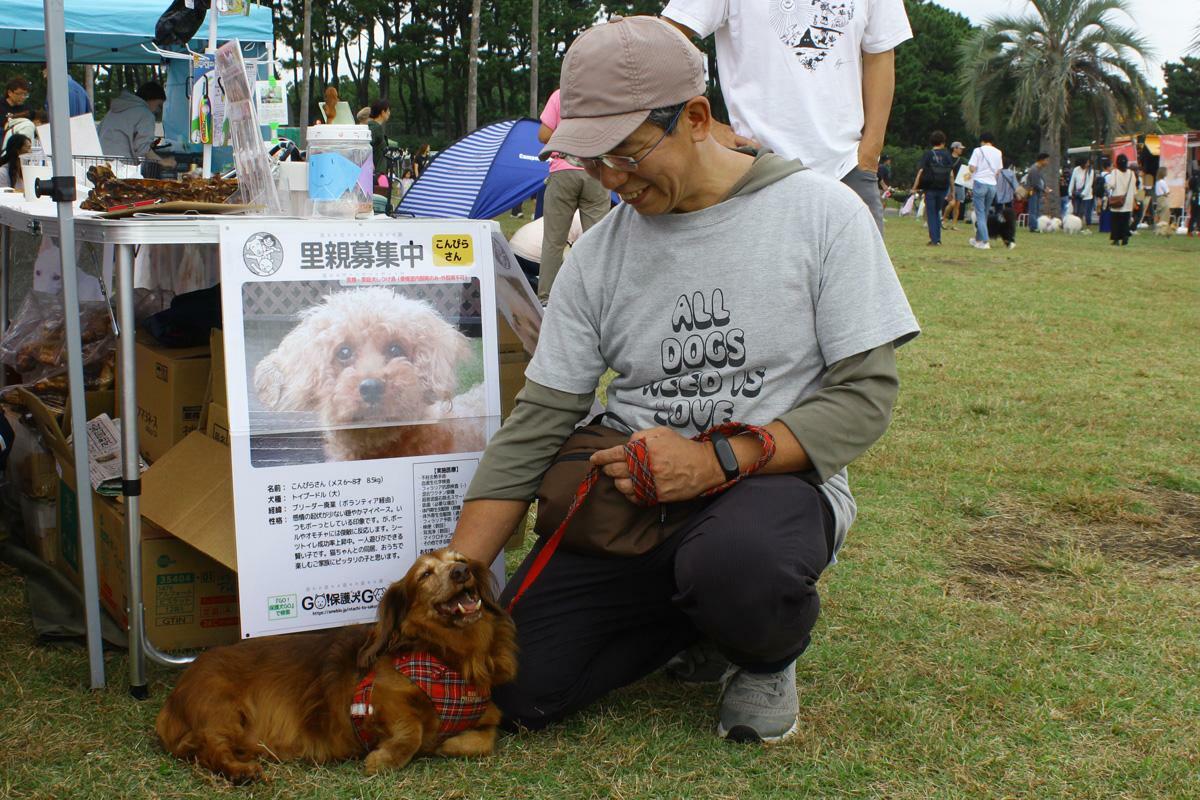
[[0, 0, 273, 64], [397, 118, 550, 220], [0, 0, 274, 163]]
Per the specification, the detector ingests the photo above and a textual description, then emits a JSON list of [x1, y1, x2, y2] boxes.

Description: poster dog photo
[[247, 282, 487, 465]]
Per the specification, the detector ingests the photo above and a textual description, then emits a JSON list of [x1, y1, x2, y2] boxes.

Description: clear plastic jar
[[306, 125, 373, 218]]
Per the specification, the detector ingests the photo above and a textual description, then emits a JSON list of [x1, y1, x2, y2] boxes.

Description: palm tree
[[959, 0, 1154, 214]]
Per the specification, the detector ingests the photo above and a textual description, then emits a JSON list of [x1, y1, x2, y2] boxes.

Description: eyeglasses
[[563, 105, 684, 173]]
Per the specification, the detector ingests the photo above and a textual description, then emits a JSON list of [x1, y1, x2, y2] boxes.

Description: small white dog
[[1062, 214, 1083, 234], [255, 288, 487, 461], [1036, 215, 1053, 232]]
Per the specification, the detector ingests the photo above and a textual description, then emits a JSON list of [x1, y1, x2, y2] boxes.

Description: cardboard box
[[4, 408, 59, 501], [499, 349, 530, 419], [18, 493, 57, 563], [206, 402, 230, 447], [21, 388, 239, 650], [128, 333, 210, 463]]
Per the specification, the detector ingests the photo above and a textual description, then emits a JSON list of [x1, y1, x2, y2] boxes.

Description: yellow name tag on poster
[[432, 235, 474, 266]]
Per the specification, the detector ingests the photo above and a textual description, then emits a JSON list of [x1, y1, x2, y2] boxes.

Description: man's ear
[[357, 582, 407, 668], [686, 96, 713, 144]]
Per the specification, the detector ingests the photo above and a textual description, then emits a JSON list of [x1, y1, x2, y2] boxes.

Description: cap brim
[[538, 109, 651, 160]]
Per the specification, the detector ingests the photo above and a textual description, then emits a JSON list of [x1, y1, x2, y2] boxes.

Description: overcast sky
[[934, 0, 1197, 89]]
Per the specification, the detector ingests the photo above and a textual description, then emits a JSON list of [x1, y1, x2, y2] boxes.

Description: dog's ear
[[470, 559, 519, 686], [470, 559, 500, 610], [415, 312, 472, 405], [357, 581, 407, 669], [254, 309, 333, 411]]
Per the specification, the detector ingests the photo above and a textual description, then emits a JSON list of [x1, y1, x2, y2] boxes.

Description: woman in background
[[0, 133, 31, 191], [1108, 154, 1137, 246]]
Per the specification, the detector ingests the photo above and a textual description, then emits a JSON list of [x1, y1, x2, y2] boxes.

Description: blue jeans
[[925, 190, 947, 244], [973, 182, 997, 243], [1028, 193, 1042, 230]]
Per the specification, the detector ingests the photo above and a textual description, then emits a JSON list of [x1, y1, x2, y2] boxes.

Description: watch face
[[713, 435, 739, 479]]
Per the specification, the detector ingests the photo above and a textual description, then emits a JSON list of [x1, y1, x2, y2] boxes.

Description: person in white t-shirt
[[964, 132, 1003, 250], [661, 0, 913, 233], [1152, 167, 1170, 226]]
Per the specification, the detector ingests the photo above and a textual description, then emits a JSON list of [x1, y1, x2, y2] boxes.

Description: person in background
[[1025, 153, 1049, 231], [993, 155, 1019, 250], [1187, 164, 1200, 237], [0, 77, 32, 126], [98, 82, 175, 169], [41, 64, 92, 117], [965, 132, 1002, 250], [536, 87, 612, 303], [1098, 157, 1114, 233], [1153, 167, 1170, 226], [910, 130, 952, 246], [1108, 153, 1137, 246], [0, 133, 31, 191], [413, 143, 431, 178], [1059, 168, 1070, 217], [877, 153, 892, 205], [943, 141, 965, 230], [1067, 157, 1094, 225], [367, 99, 391, 187], [661, 0, 913, 234]]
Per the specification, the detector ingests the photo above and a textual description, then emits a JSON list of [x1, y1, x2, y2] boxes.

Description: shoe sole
[[716, 718, 799, 745]]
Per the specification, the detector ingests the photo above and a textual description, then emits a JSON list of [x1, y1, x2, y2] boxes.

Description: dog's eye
[[419, 569, 434, 581], [335, 344, 354, 362], [386, 342, 406, 360]]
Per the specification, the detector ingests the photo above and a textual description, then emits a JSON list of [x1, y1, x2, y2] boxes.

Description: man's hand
[[857, 142, 881, 174], [591, 427, 722, 504]]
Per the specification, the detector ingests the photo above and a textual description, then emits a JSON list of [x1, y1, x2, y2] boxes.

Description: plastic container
[[19, 150, 52, 201], [306, 125, 373, 218]]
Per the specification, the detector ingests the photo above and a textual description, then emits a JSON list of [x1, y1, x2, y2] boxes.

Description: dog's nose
[[359, 378, 385, 405], [450, 563, 470, 584]]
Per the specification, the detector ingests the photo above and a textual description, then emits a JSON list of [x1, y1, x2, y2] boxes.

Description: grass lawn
[[1, 216, 1197, 799]]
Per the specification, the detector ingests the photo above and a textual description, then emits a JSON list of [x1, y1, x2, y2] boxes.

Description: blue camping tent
[[0, 0, 273, 64], [397, 119, 549, 220]]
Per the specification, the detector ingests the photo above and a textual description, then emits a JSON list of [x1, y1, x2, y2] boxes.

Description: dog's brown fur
[[155, 550, 517, 782]]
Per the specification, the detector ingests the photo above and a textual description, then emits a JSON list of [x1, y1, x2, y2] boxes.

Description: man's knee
[[673, 477, 827, 659]]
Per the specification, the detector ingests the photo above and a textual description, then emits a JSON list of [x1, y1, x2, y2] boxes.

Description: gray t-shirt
[[527, 168, 919, 549]]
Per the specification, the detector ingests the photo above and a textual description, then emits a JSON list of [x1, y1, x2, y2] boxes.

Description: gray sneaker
[[716, 661, 799, 744], [665, 640, 731, 683]]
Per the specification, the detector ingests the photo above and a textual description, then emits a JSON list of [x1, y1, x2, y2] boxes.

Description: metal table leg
[[117, 245, 192, 702], [0, 224, 10, 332]]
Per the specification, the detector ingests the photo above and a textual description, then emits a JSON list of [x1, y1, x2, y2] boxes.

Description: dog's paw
[[365, 748, 412, 774]]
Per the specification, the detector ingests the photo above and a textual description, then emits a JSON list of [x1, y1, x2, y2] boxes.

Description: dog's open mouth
[[437, 588, 482, 619]]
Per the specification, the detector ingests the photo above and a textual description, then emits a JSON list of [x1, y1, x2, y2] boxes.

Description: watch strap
[[709, 431, 740, 483]]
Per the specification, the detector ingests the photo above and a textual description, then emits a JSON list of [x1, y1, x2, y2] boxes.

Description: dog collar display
[[351, 651, 491, 749]]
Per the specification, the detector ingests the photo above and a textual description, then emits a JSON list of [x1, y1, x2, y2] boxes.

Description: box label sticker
[[432, 234, 474, 267], [156, 572, 196, 625]]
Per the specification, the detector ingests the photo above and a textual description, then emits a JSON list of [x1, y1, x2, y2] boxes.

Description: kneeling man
[[451, 16, 920, 743]]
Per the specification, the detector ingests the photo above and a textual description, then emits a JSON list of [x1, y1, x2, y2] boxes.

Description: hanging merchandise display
[[215, 40, 284, 214]]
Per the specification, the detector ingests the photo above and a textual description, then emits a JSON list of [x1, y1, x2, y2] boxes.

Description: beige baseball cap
[[540, 16, 706, 160]]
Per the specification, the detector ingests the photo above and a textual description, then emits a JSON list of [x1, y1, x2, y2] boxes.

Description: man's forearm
[[450, 499, 530, 565], [858, 49, 895, 169]]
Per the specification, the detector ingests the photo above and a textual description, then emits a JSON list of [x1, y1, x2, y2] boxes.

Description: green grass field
[[1, 216, 1197, 799]]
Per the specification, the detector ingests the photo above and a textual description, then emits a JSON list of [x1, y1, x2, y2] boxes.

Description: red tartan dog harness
[[350, 652, 491, 749]]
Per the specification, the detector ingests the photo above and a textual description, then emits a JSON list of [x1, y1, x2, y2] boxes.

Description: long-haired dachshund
[[155, 550, 517, 782], [253, 288, 488, 460]]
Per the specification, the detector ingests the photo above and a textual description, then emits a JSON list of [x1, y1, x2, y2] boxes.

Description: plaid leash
[[506, 422, 775, 613]]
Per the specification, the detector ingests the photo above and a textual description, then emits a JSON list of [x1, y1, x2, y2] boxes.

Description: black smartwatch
[[709, 431, 740, 482]]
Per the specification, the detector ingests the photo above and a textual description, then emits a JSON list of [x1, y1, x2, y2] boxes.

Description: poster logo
[[243, 232, 285, 276], [267, 593, 297, 620]]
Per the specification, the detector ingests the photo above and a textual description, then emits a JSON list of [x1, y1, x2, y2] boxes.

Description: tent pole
[[530, 0, 539, 118], [42, 0, 105, 691], [299, 0, 312, 146], [202, 5, 218, 177]]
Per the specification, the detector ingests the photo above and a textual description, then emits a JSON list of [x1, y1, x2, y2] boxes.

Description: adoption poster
[[219, 219, 502, 638]]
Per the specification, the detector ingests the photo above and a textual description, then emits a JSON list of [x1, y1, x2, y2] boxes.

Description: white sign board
[[219, 219, 502, 638]]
